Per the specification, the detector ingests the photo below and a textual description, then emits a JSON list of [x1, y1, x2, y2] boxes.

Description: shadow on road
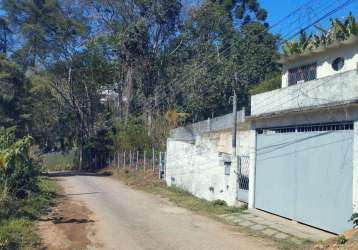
[[40, 216, 95, 225], [67, 192, 102, 196], [42, 171, 112, 177]]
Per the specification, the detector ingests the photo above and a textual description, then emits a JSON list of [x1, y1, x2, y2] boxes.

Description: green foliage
[[336, 235, 347, 245], [0, 218, 38, 250], [0, 0, 280, 169], [0, 129, 38, 198], [114, 120, 152, 152], [0, 56, 31, 138], [250, 73, 281, 95], [283, 12, 358, 56], [146, 185, 244, 215], [350, 213, 358, 228], [212, 199, 227, 206], [2, 0, 87, 67], [0, 177, 58, 250], [83, 128, 114, 169]]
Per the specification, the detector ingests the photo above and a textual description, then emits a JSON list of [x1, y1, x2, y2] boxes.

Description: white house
[[165, 111, 251, 206], [249, 36, 358, 233]]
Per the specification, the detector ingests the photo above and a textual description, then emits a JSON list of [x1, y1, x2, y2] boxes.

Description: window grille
[[257, 122, 353, 134], [288, 63, 317, 86]]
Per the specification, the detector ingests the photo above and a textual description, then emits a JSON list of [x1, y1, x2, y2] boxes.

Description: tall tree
[[2, 0, 87, 68], [0, 55, 32, 137], [91, 0, 182, 125], [161, 0, 278, 119]]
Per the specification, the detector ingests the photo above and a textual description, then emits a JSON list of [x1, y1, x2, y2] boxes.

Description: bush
[[350, 213, 358, 228], [336, 235, 347, 245], [212, 199, 227, 206], [0, 129, 39, 198], [114, 120, 153, 152], [0, 218, 38, 250], [0, 177, 58, 250]]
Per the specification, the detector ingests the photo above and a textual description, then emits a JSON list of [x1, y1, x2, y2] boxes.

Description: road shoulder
[[38, 179, 103, 250]]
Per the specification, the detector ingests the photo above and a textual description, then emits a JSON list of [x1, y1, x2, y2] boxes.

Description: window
[[288, 63, 317, 86], [332, 57, 345, 71], [224, 162, 231, 176]]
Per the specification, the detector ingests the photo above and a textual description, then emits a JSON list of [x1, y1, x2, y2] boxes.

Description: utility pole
[[232, 72, 238, 157]]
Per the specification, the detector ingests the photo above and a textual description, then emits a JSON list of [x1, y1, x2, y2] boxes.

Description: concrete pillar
[[352, 121, 358, 213], [248, 129, 257, 209]]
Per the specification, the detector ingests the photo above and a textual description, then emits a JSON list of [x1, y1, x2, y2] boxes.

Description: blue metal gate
[[255, 123, 353, 233]]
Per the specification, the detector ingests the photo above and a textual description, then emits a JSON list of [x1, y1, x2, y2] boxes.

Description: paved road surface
[[59, 175, 277, 250]]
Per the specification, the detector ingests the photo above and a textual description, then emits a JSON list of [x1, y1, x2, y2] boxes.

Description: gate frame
[[237, 155, 250, 203]]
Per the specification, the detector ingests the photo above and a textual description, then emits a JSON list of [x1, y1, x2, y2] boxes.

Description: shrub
[[0, 129, 38, 198], [350, 213, 358, 228], [0, 218, 39, 249], [212, 199, 227, 206], [336, 235, 347, 245]]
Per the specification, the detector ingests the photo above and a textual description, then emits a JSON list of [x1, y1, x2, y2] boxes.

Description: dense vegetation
[[0, 128, 58, 249], [0, 0, 280, 170]]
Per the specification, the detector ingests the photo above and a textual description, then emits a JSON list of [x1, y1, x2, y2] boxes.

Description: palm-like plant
[[283, 13, 358, 57], [283, 31, 311, 56]]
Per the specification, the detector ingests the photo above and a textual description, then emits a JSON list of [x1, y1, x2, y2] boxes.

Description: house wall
[[166, 127, 250, 206], [251, 70, 358, 117], [282, 44, 358, 88]]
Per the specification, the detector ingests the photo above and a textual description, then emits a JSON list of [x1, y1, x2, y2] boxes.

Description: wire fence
[[106, 148, 166, 180]]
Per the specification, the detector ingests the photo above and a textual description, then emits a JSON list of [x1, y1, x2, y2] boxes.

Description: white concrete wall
[[282, 44, 358, 88], [251, 70, 358, 117], [166, 130, 250, 206]]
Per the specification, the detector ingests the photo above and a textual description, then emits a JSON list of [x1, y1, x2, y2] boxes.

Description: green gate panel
[[255, 130, 353, 233]]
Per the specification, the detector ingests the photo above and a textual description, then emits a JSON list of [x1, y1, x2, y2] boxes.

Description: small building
[[249, 36, 358, 233], [165, 111, 250, 206]]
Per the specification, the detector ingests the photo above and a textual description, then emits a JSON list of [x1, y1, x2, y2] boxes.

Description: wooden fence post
[[152, 147, 155, 171], [123, 151, 126, 168], [144, 150, 146, 172]]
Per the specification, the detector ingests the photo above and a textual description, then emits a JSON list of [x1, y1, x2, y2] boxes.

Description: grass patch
[[0, 177, 59, 249], [41, 151, 76, 171], [149, 185, 244, 215]]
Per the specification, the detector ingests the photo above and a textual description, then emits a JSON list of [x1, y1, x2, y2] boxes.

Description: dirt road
[[53, 175, 277, 250]]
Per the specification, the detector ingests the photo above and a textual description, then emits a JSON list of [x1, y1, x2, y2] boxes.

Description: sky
[[255, 0, 358, 36], [183, 0, 358, 38]]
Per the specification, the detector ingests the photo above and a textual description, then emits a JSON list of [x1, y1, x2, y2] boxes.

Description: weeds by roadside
[[0, 177, 59, 250]]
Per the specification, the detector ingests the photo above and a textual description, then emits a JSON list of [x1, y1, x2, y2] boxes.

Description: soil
[[310, 229, 358, 250], [38, 182, 103, 250]]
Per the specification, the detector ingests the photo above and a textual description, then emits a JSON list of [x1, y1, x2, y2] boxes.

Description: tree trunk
[[123, 66, 133, 125]]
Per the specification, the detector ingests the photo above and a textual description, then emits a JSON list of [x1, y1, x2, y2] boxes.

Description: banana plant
[[283, 31, 311, 56], [346, 12, 358, 37], [283, 13, 358, 56]]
